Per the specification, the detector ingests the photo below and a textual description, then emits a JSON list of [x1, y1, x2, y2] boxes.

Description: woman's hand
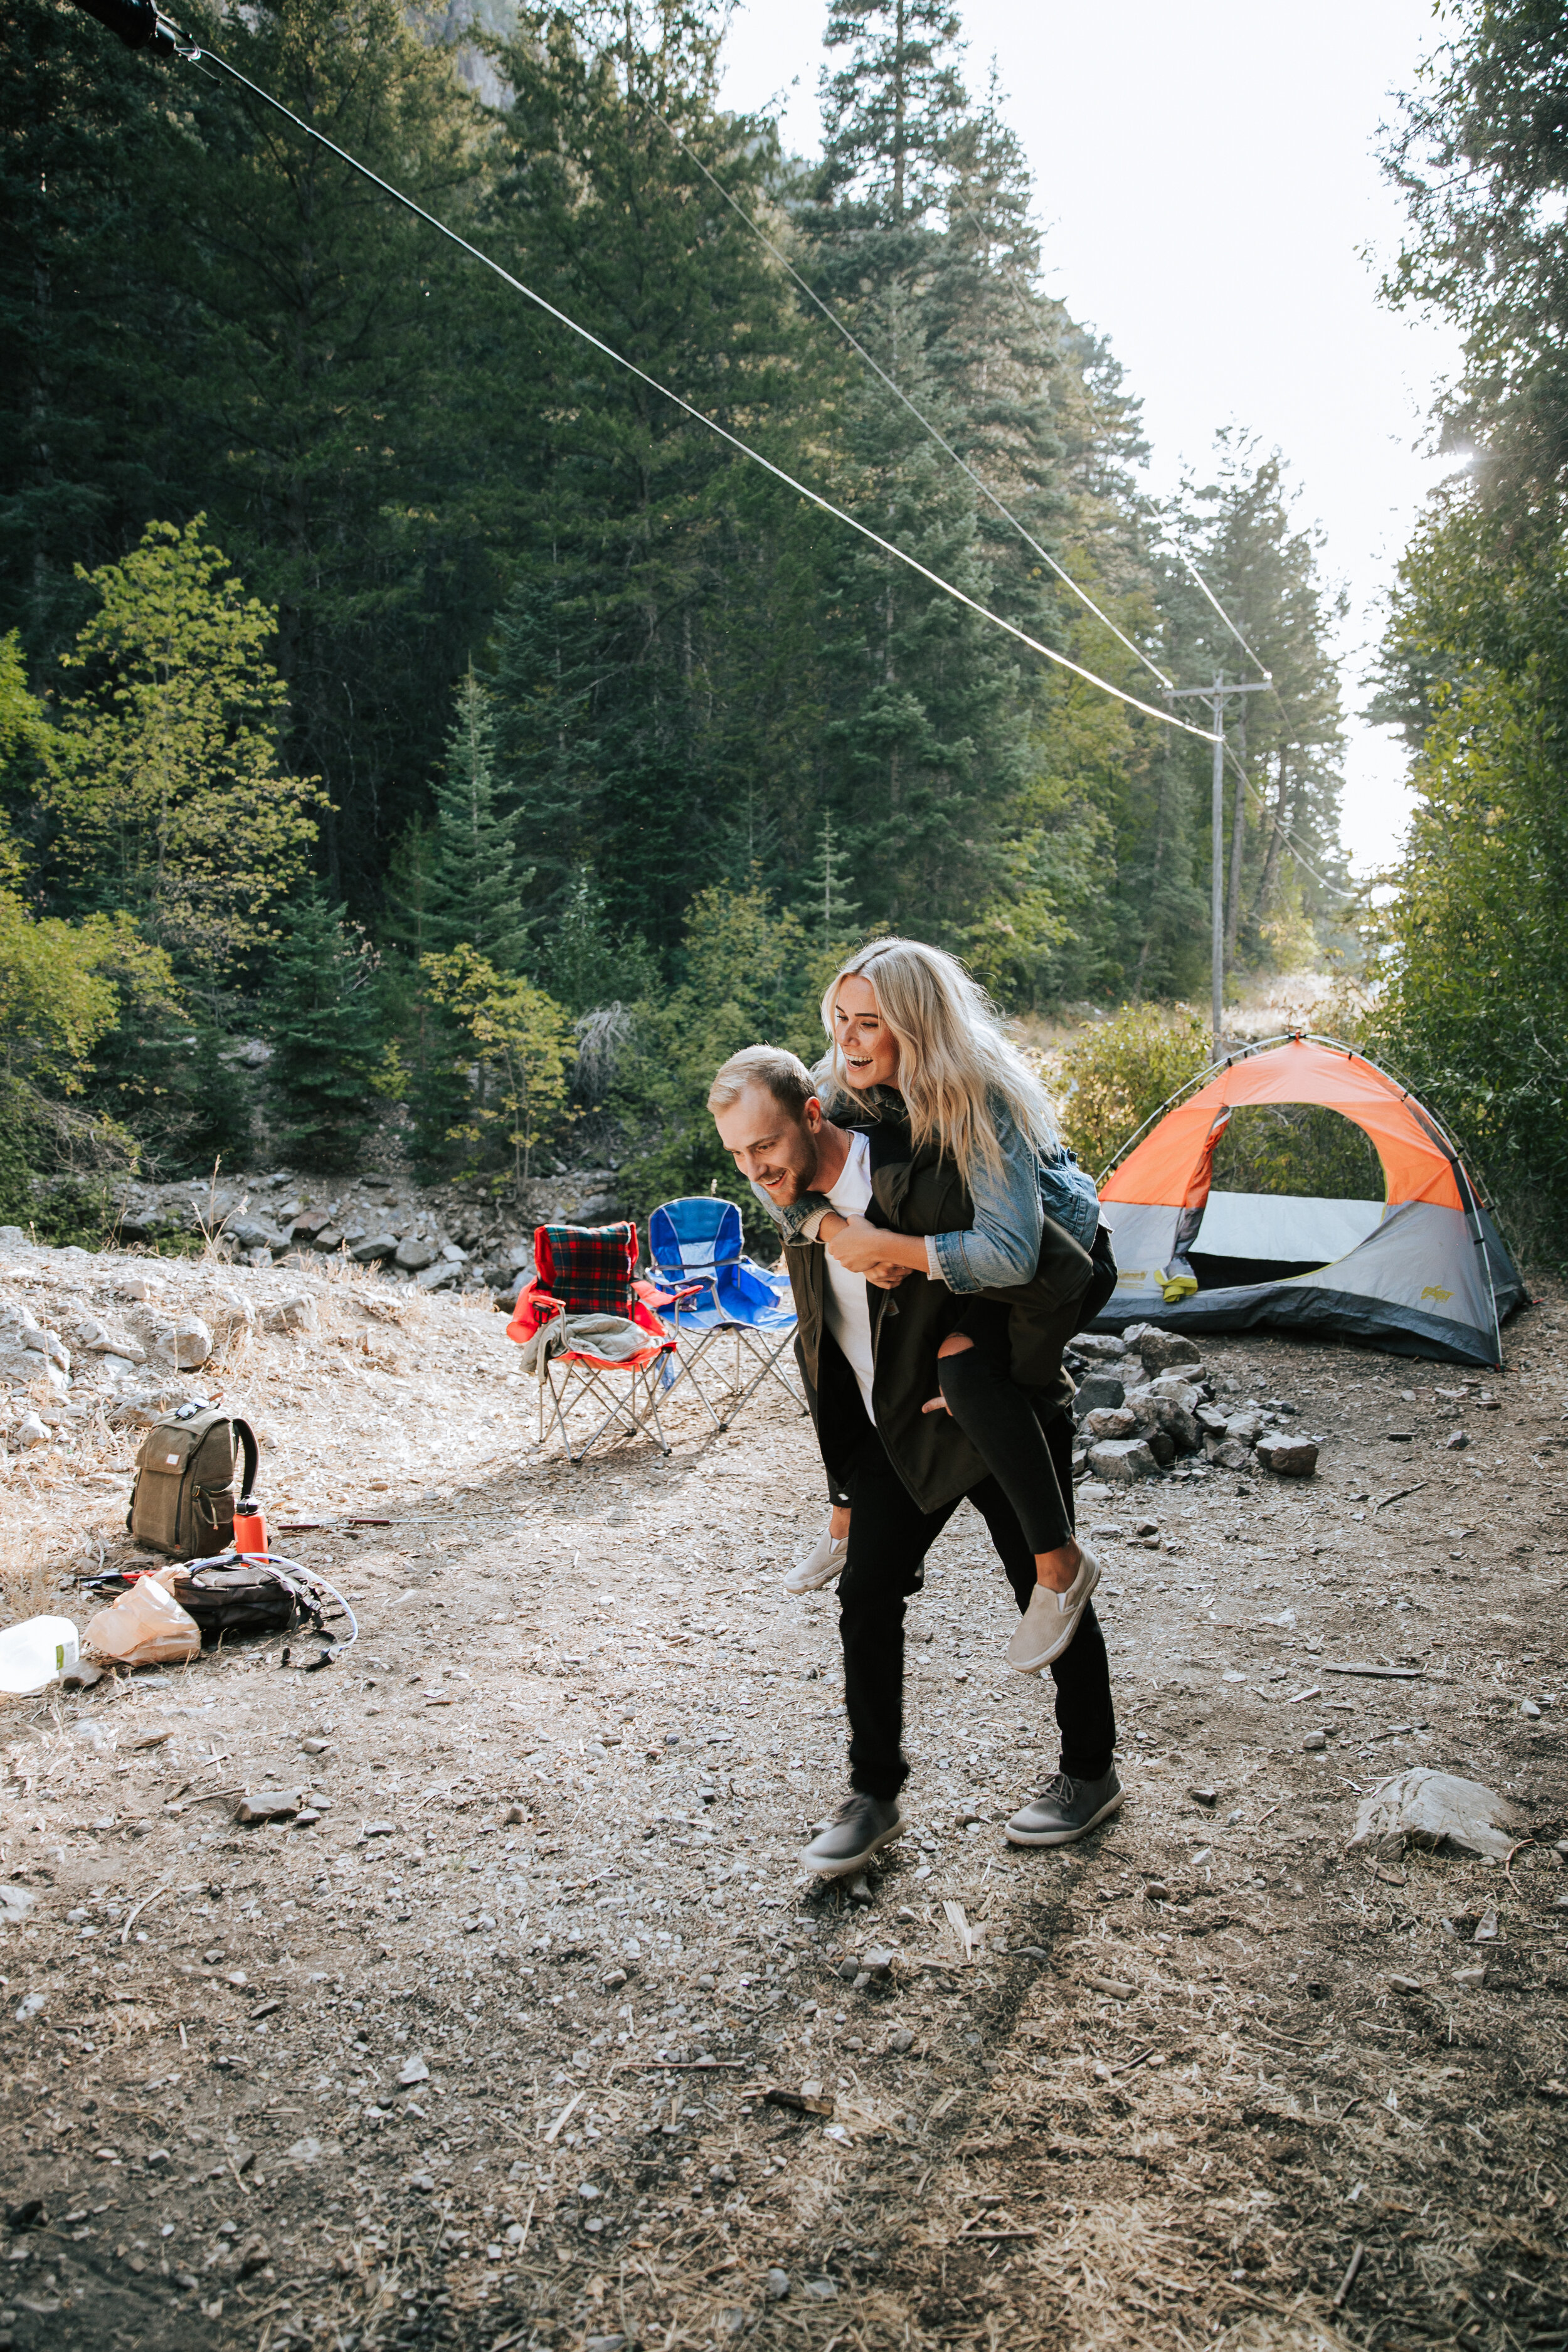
[[827, 1214, 904, 1274]]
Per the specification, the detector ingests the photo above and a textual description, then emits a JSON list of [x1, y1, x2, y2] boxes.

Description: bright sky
[[717, 0, 1464, 878]]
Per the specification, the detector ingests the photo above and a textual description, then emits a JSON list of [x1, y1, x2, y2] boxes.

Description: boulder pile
[[108, 1162, 635, 1303], [1066, 1324, 1320, 1484]]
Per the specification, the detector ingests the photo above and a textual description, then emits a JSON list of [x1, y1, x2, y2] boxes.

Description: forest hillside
[[1, 0, 1359, 1236]]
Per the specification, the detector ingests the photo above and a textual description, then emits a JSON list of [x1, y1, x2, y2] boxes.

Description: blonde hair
[[707, 1044, 816, 1119], [818, 938, 1057, 1185]]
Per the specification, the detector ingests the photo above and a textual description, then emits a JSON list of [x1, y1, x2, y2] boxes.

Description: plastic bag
[[83, 1565, 201, 1668]]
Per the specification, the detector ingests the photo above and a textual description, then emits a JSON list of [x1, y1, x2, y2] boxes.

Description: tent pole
[[1210, 672, 1225, 1050]]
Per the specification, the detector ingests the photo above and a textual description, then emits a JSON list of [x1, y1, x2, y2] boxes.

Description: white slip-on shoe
[[783, 1519, 848, 1595], [1006, 1544, 1101, 1674]]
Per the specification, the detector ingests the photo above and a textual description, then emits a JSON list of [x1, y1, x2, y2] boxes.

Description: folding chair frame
[[532, 1320, 677, 1463], [659, 1306, 803, 1432]]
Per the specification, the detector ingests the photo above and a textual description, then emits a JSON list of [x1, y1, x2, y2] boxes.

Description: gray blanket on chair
[[518, 1311, 652, 1374]]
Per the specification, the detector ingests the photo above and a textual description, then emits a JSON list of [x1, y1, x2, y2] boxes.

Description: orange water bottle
[[233, 1501, 267, 1556]]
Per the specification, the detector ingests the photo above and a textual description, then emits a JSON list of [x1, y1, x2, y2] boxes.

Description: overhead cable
[[639, 100, 1176, 692], [80, 7, 1217, 744]]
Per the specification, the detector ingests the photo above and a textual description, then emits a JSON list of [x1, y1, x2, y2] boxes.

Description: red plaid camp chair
[[506, 1221, 692, 1462]]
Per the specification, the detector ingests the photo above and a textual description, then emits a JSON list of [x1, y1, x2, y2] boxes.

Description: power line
[[638, 101, 1177, 692], [97, 25, 1221, 746]]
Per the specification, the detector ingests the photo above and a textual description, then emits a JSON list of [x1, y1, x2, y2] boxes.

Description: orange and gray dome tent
[[1091, 1036, 1523, 1368]]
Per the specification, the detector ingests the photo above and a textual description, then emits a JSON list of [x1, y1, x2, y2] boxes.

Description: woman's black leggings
[[935, 1298, 1074, 1555]]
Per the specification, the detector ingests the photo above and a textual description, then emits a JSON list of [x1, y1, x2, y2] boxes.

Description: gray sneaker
[[1004, 1767, 1123, 1848], [784, 1519, 848, 1595], [1006, 1544, 1101, 1673], [800, 1793, 908, 1878]]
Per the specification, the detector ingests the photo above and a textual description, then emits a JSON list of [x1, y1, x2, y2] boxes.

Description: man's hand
[[864, 1261, 911, 1290]]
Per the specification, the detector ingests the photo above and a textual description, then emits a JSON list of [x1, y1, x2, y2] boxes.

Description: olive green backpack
[[127, 1407, 259, 1559]]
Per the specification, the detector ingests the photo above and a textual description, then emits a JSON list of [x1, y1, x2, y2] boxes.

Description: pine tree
[[267, 885, 390, 1170], [425, 667, 533, 974], [806, 813, 863, 945]]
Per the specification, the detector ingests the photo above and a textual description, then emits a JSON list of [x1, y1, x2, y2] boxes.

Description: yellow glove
[[1158, 1269, 1198, 1304]]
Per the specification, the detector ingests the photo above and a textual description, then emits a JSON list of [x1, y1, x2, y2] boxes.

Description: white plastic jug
[[0, 1614, 80, 1695]]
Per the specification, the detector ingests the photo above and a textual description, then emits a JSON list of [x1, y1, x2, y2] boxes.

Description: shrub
[[1056, 1004, 1212, 1176]]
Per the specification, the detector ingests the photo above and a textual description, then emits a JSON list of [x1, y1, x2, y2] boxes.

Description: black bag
[[127, 1409, 259, 1558], [1078, 1223, 1120, 1330], [167, 1558, 324, 1647]]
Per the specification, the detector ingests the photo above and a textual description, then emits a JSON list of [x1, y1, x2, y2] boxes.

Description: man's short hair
[[707, 1044, 817, 1120]]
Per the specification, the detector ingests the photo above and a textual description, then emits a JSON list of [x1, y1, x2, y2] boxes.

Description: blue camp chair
[[647, 1197, 804, 1431]]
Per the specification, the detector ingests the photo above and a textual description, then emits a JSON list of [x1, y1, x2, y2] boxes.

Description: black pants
[[837, 1412, 1115, 1801], [937, 1297, 1073, 1554]]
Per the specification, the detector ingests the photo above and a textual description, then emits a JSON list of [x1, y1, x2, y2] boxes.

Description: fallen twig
[[120, 1878, 173, 1944], [542, 2089, 584, 2142], [617, 2057, 748, 2072], [1373, 1483, 1425, 1512], [1331, 2242, 1365, 2309]]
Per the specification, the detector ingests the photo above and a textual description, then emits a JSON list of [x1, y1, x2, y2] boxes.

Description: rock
[[415, 1263, 461, 1292], [78, 1321, 145, 1362], [1348, 1769, 1526, 1862], [1144, 1428, 1175, 1467], [569, 1194, 620, 1223], [803, 2278, 839, 2301], [14, 1412, 48, 1449], [1444, 1429, 1470, 1451], [227, 1217, 287, 1254], [1083, 1407, 1136, 1441], [1087, 1436, 1160, 1482], [1522, 1698, 1542, 1720], [1123, 1385, 1200, 1454], [1303, 1730, 1328, 1752], [231, 1791, 300, 1826], [0, 1887, 36, 1925], [1131, 1328, 1202, 1372], [398, 2055, 430, 2086], [1196, 1402, 1229, 1434], [1210, 1439, 1254, 1471], [1222, 1411, 1263, 1444], [313, 1229, 344, 1253], [352, 1233, 399, 1264], [395, 1238, 438, 1271], [1255, 1435, 1319, 1477], [860, 1947, 897, 1977], [155, 1316, 212, 1370], [262, 1295, 317, 1335], [1073, 1374, 1126, 1417], [887, 2026, 915, 2053], [22, 1325, 69, 1369], [1071, 1333, 1128, 1361], [300, 1736, 330, 1754], [765, 2269, 792, 2301], [1189, 1786, 1217, 1807]]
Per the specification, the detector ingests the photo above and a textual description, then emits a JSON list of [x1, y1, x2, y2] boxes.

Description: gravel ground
[[1, 1239, 1565, 2352]]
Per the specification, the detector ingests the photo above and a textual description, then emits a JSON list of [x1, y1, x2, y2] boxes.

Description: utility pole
[[1168, 674, 1270, 1051]]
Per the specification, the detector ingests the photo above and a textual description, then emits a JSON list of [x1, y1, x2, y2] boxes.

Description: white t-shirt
[[821, 1130, 877, 1425]]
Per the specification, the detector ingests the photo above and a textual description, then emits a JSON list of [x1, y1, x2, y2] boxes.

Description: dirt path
[[1, 1237, 1565, 2352]]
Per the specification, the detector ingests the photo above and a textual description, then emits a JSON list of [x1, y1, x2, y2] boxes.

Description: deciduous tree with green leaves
[[48, 518, 323, 978], [420, 945, 575, 1186]]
